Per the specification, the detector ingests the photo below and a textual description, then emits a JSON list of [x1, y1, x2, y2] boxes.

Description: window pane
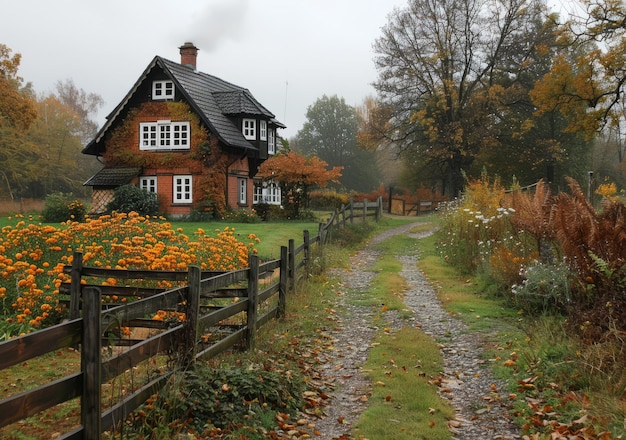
[[140, 122, 189, 150], [152, 80, 174, 99], [174, 175, 192, 203], [243, 119, 256, 140], [238, 178, 247, 204]]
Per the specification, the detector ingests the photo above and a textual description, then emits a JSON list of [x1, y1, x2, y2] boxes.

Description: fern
[[505, 179, 556, 263]]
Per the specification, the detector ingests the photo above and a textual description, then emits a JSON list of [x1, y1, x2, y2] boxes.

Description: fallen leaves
[[274, 412, 316, 438]]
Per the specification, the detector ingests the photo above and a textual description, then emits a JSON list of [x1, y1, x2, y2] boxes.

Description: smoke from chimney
[[177, 0, 249, 53]]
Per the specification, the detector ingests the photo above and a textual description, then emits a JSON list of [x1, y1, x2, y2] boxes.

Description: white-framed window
[[260, 120, 267, 141], [253, 184, 263, 204], [242, 119, 256, 140], [238, 178, 247, 205], [152, 80, 174, 100], [268, 128, 275, 155], [139, 176, 157, 193], [140, 121, 190, 150], [253, 181, 281, 205], [173, 175, 192, 204]]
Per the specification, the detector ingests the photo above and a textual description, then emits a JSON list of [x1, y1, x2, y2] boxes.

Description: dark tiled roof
[[83, 56, 284, 155], [159, 58, 259, 150], [213, 90, 271, 115], [83, 167, 141, 187]]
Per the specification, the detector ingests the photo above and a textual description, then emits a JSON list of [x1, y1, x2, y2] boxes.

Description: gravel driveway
[[301, 221, 521, 439]]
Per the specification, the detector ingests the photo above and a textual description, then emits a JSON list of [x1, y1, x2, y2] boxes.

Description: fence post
[[377, 196, 382, 221], [82, 286, 102, 440], [363, 198, 368, 222], [340, 204, 346, 227], [303, 230, 310, 277], [318, 222, 325, 245], [70, 251, 83, 320], [183, 265, 201, 367], [288, 238, 295, 292], [349, 197, 354, 224], [246, 254, 259, 350], [278, 246, 288, 319]]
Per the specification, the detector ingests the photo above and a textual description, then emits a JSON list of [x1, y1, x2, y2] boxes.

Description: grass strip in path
[[352, 222, 455, 439], [355, 326, 454, 440]]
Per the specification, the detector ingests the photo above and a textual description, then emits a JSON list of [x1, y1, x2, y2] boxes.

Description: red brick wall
[[226, 158, 251, 209]]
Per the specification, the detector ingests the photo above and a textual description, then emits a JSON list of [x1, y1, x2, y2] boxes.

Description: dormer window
[[242, 118, 256, 140], [140, 120, 190, 150], [152, 80, 174, 100]]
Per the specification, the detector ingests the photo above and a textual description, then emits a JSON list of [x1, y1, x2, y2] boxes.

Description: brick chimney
[[179, 42, 198, 68]]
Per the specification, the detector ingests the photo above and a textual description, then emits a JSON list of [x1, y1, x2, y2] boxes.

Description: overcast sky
[[1, 0, 408, 139]]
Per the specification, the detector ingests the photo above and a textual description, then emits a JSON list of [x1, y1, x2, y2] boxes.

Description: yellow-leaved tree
[[531, 0, 626, 138], [0, 44, 38, 199]]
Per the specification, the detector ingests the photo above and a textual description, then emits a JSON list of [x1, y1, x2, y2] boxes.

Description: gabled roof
[[83, 167, 141, 187], [83, 56, 284, 155]]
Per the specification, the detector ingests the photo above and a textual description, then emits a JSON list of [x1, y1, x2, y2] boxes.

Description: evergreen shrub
[[107, 184, 159, 216], [42, 192, 86, 222]]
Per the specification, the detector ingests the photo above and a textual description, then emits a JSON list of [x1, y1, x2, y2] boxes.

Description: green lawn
[[174, 220, 321, 259]]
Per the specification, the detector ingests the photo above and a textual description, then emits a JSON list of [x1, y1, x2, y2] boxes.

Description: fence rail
[[0, 197, 382, 439], [389, 197, 439, 216]]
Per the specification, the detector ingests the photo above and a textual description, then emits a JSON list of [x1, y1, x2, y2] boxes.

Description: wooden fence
[[0, 197, 382, 439], [0, 197, 45, 215], [390, 197, 439, 216]]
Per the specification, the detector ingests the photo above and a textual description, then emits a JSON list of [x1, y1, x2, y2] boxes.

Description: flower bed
[[0, 212, 258, 337]]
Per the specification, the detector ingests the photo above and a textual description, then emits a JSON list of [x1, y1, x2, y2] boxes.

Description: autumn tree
[[24, 95, 94, 197], [356, 96, 403, 189], [257, 150, 342, 218], [372, 0, 558, 196], [532, 0, 626, 136], [294, 95, 380, 192], [475, 10, 593, 188], [0, 44, 38, 199], [0, 44, 103, 198], [55, 79, 104, 144], [530, 0, 626, 184], [0, 44, 37, 131]]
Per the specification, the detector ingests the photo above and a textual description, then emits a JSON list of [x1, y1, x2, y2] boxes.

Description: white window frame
[[140, 121, 190, 150], [253, 184, 263, 204], [238, 178, 247, 205], [260, 120, 267, 141], [152, 80, 174, 100], [139, 176, 157, 193], [242, 119, 256, 140], [253, 181, 281, 205], [270, 182, 281, 204], [268, 128, 275, 155], [173, 175, 192, 204]]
